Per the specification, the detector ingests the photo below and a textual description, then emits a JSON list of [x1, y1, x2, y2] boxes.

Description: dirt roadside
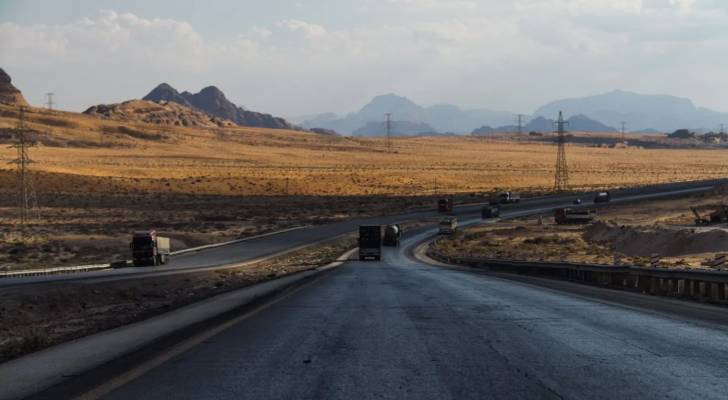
[[0, 235, 356, 363], [433, 186, 728, 269]]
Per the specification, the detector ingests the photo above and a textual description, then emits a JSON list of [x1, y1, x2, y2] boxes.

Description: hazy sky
[[1, 0, 727, 117]]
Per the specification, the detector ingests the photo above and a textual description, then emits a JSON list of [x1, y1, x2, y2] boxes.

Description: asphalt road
[[97, 222, 728, 399], [1, 179, 722, 288]]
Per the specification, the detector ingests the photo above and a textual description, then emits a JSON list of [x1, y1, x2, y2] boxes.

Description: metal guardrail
[[0, 264, 112, 278], [428, 242, 728, 304]]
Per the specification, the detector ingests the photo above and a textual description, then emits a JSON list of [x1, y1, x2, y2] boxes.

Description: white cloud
[[2, 3, 728, 116]]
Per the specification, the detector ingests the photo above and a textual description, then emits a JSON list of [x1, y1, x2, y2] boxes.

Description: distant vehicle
[[359, 225, 382, 261], [382, 224, 401, 247], [437, 198, 453, 213], [573, 198, 582, 205], [498, 191, 521, 204], [439, 216, 458, 235], [131, 230, 171, 267], [594, 191, 611, 203], [554, 208, 595, 225], [481, 205, 500, 219]]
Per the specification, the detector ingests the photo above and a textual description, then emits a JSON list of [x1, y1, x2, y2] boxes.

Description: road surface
[[1, 179, 720, 288], [85, 220, 728, 399]]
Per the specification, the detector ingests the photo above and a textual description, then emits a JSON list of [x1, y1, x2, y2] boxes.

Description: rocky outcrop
[[83, 100, 234, 128], [143, 84, 294, 129], [0, 68, 29, 107]]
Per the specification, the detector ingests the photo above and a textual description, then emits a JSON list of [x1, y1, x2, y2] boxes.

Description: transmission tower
[[385, 113, 392, 152], [45, 92, 55, 110], [620, 121, 626, 143], [553, 111, 569, 192], [9, 106, 39, 224], [517, 114, 524, 135]]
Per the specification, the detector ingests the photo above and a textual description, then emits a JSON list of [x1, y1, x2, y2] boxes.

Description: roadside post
[[650, 253, 660, 268], [713, 254, 726, 270]]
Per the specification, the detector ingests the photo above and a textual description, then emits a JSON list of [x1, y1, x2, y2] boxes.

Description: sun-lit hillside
[[2, 104, 728, 198]]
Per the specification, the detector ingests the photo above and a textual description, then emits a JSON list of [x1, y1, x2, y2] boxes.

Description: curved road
[[2, 179, 722, 288], [91, 217, 728, 399]]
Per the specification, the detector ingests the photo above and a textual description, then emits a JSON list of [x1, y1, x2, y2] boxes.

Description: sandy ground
[[433, 187, 728, 269], [0, 235, 356, 363], [2, 104, 728, 270]]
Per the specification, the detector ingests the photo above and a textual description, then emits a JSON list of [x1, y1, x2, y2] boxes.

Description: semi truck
[[481, 205, 500, 219], [359, 225, 382, 261], [554, 208, 596, 225], [437, 198, 453, 213], [382, 224, 402, 247], [130, 230, 171, 267]]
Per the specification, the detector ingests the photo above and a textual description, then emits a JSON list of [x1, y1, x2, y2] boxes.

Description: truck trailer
[[554, 208, 596, 225], [359, 225, 382, 261], [131, 230, 171, 267]]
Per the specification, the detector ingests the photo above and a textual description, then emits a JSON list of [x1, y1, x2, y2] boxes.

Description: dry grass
[[2, 104, 728, 197]]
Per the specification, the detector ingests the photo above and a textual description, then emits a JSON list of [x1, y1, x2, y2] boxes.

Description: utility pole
[[517, 114, 524, 135], [385, 113, 392, 152], [620, 121, 626, 143], [553, 111, 569, 192], [45, 93, 55, 110], [9, 106, 39, 224], [720, 124, 726, 142]]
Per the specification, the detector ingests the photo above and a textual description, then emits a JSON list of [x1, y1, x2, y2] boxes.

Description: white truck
[[439, 216, 458, 235]]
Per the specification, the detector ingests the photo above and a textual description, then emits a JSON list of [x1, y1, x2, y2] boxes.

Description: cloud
[[2, 3, 728, 116]]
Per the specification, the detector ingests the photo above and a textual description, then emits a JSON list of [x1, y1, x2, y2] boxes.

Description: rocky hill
[[0, 68, 29, 107], [143, 83, 294, 129], [83, 100, 234, 128]]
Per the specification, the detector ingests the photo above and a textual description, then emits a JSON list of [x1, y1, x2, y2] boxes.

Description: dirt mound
[[83, 100, 235, 128], [0, 68, 29, 106], [584, 220, 728, 257]]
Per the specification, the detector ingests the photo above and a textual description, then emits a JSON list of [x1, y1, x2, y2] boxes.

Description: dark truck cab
[[437, 198, 453, 213], [131, 230, 171, 267], [359, 225, 382, 261], [383, 224, 401, 247]]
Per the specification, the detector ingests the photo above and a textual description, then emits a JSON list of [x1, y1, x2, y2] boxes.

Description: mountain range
[[301, 90, 728, 136], [534, 90, 728, 132], [474, 114, 618, 135], [299, 94, 516, 135]]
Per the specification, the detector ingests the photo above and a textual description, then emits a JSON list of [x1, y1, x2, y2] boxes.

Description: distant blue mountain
[[301, 94, 517, 135], [534, 90, 728, 132]]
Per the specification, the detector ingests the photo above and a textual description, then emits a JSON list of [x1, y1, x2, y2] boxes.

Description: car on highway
[[594, 191, 611, 203], [438, 216, 458, 235], [573, 198, 582, 205]]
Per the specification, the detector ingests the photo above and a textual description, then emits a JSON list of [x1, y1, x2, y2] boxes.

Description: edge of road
[[0, 247, 357, 400], [409, 233, 728, 327]]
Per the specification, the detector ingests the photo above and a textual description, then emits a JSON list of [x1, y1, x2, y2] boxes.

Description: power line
[[45, 92, 55, 110], [553, 111, 569, 192], [517, 114, 523, 135], [385, 113, 392, 152], [9, 106, 39, 224]]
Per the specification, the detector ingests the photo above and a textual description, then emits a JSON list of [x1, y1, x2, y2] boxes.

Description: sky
[[1, 0, 728, 118]]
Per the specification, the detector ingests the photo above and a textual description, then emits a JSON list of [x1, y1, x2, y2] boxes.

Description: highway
[[82, 218, 728, 400], [1, 179, 723, 288]]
